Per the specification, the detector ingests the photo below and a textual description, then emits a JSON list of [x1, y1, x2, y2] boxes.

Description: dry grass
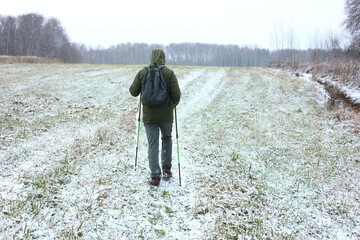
[[272, 58, 360, 126], [0, 55, 61, 63], [270, 58, 360, 88], [311, 58, 360, 87]]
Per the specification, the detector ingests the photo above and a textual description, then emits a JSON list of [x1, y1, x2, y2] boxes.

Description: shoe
[[163, 166, 172, 180], [149, 177, 160, 186]]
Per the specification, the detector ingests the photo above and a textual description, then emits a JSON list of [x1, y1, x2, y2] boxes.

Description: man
[[129, 48, 181, 186]]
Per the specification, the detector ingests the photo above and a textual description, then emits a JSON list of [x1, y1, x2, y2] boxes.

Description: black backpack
[[141, 65, 167, 106]]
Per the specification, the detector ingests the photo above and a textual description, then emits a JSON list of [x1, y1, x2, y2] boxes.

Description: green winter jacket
[[129, 49, 181, 123]]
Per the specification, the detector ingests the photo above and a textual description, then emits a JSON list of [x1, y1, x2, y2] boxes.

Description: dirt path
[[110, 67, 229, 239]]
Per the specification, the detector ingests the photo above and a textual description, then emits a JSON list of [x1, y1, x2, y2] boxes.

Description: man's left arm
[[129, 71, 142, 97]]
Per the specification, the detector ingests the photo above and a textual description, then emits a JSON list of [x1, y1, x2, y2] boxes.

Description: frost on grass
[[189, 69, 360, 239], [0, 64, 359, 239]]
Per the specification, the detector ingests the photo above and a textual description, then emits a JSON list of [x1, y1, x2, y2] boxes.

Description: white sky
[[2, 0, 346, 49]]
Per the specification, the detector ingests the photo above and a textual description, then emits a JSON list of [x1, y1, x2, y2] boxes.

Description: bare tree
[[17, 13, 44, 56], [286, 25, 299, 67], [344, 0, 360, 51], [323, 31, 345, 58], [40, 17, 66, 58], [0, 16, 17, 55], [269, 21, 287, 62], [270, 21, 284, 51]]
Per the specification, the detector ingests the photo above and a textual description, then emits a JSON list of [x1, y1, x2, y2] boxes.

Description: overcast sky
[[3, 0, 346, 49]]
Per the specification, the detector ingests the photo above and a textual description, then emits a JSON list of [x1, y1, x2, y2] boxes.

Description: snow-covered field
[[0, 64, 359, 239]]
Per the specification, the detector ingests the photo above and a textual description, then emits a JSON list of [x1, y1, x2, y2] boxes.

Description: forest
[[0, 13, 81, 63], [0, 0, 359, 66], [0, 13, 270, 66]]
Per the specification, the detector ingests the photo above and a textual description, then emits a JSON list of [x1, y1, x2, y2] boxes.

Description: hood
[[150, 48, 166, 66]]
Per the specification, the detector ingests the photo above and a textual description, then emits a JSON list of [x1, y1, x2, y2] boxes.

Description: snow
[[0, 64, 359, 239], [293, 71, 360, 105], [321, 77, 360, 104]]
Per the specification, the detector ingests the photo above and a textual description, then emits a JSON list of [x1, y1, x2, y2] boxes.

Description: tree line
[[0, 13, 81, 62], [77, 43, 270, 67], [0, 13, 270, 66], [1, 1, 360, 66], [270, 0, 360, 65]]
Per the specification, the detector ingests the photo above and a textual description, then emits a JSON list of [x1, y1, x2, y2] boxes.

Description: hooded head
[[150, 48, 166, 66]]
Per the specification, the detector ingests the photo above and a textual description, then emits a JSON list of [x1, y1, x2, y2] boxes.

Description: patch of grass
[[29, 194, 44, 217], [2, 193, 44, 219], [214, 214, 265, 239], [165, 205, 173, 215], [2, 199, 27, 217], [161, 190, 170, 199], [155, 228, 166, 236]]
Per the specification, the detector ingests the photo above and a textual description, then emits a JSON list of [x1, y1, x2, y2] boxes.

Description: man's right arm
[[169, 71, 181, 106]]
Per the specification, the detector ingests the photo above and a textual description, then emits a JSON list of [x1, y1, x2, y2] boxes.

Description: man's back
[[129, 49, 181, 123]]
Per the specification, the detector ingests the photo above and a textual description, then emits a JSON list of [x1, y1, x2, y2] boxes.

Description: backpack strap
[[142, 66, 151, 82], [155, 65, 171, 106]]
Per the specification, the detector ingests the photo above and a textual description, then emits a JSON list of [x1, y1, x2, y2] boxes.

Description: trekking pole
[[175, 107, 181, 186], [134, 96, 142, 170]]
